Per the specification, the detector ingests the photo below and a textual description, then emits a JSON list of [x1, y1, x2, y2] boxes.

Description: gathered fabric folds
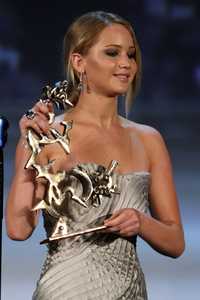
[[32, 163, 150, 300]]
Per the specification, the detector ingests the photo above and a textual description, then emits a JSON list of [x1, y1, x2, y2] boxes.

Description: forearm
[[6, 168, 38, 240], [6, 105, 51, 239], [138, 211, 185, 258], [6, 137, 36, 240]]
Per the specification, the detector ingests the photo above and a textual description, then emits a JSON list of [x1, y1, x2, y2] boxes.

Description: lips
[[114, 74, 130, 82]]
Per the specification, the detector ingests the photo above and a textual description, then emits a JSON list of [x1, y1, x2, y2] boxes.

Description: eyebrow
[[104, 44, 135, 50]]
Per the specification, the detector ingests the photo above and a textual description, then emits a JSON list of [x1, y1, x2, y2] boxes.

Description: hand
[[19, 101, 53, 137], [104, 208, 141, 238]]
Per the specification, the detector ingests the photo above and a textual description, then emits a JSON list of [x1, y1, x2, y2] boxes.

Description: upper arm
[[142, 127, 183, 227]]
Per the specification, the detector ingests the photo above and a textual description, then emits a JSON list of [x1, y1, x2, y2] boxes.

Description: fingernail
[[104, 221, 108, 225]]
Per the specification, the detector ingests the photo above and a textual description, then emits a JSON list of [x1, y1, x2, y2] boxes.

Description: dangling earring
[[77, 72, 83, 91]]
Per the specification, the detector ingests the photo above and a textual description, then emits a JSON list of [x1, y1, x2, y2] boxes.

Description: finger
[[105, 208, 135, 222], [38, 102, 54, 123], [105, 218, 137, 233], [25, 122, 42, 136], [39, 100, 54, 112], [104, 211, 129, 227], [34, 112, 49, 123], [117, 219, 135, 230], [47, 102, 53, 112], [34, 116, 50, 134], [20, 115, 49, 136], [105, 224, 137, 237], [104, 210, 122, 222], [34, 101, 53, 116], [105, 226, 120, 233], [19, 116, 36, 134], [105, 208, 133, 226], [119, 226, 138, 237]]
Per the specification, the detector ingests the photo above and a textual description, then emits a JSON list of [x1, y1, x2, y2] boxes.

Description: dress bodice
[[42, 162, 150, 244]]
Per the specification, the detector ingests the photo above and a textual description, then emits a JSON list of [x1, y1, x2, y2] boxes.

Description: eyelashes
[[105, 50, 119, 57], [104, 49, 136, 59], [127, 53, 136, 59]]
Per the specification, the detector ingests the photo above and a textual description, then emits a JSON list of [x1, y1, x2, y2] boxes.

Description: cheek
[[130, 61, 138, 80], [86, 62, 112, 83], [133, 61, 138, 73], [85, 53, 114, 78], [85, 59, 101, 79]]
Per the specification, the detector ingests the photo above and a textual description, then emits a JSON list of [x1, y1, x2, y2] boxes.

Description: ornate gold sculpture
[[24, 80, 120, 243]]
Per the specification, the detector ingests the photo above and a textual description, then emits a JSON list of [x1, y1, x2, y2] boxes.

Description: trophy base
[[40, 225, 107, 244]]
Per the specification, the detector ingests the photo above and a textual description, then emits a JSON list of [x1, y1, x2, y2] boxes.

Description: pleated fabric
[[32, 163, 150, 300]]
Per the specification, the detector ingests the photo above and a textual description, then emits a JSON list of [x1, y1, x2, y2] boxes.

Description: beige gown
[[32, 161, 150, 300]]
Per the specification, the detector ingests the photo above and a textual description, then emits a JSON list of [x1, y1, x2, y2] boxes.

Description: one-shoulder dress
[[32, 162, 150, 300]]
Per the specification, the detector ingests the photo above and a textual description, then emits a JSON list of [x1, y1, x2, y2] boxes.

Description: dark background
[[1, 0, 200, 299]]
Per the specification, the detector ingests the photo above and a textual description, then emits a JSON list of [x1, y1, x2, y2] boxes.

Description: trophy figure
[[24, 80, 120, 244]]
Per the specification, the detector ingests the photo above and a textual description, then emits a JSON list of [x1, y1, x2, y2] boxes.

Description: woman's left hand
[[104, 208, 141, 237]]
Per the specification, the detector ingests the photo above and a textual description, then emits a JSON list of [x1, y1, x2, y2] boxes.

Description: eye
[[127, 51, 136, 59], [104, 49, 119, 57]]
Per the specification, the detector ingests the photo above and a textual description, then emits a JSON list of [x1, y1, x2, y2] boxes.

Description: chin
[[108, 91, 126, 98], [115, 88, 128, 95], [115, 84, 129, 94], [106, 85, 129, 97]]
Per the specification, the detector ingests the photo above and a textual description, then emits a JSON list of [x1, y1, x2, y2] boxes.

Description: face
[[82, 24, 137, 97]]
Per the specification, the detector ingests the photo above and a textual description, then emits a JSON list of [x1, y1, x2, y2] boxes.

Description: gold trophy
[[24, 80, 120, 244]]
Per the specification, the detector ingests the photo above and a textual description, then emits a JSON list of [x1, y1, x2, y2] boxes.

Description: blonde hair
[[63, 11, 142, 114]]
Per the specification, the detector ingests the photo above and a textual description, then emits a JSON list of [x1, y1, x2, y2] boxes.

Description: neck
[[71, 92, 119, 128]]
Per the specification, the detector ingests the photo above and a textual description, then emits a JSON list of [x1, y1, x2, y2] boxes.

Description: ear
[[70, 53, 85, 75]]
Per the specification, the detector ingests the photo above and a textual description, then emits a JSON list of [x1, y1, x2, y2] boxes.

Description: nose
[[118, 54, 131, 69]]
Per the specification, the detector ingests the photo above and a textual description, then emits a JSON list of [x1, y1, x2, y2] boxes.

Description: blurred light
[[170, 4, 194, 19], [0, 46, 19, 71], [194, 66, 200, 87], [144, 0, 167, 16], [0, 117, 9, 148]]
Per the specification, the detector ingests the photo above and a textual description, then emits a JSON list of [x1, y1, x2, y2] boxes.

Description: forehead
[[95, 23, 134, 47]]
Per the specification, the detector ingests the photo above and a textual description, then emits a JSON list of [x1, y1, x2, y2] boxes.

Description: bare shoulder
[[119, 115, 164, 143], [120, 116, 171, 172], [119, 115, 169, 163]]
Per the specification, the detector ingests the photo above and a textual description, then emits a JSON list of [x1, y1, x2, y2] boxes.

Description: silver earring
[[77, 72, 83, 91]]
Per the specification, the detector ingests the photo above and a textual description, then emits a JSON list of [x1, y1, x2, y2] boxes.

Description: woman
[[6, 11, 185, 299]]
